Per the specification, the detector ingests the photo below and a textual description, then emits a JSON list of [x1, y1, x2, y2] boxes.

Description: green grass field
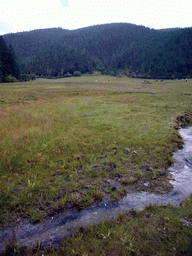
[[0, 76, 192, 224], [1, 76, 192, 255]]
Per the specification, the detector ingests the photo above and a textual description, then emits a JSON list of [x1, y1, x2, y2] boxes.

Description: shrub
[[5, 75, 18, 82], [19, 74, 31, 81], [30, 74, 36, 80], [19, 74, 36, 81], [73, 71, 82, 77], [64, 72, 72, 77]]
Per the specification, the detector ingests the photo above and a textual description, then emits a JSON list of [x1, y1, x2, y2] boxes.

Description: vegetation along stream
[[0, 126, 192, 252]]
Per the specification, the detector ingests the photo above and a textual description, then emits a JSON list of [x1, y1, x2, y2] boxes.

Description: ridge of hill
[[3, 27, 69, 62]]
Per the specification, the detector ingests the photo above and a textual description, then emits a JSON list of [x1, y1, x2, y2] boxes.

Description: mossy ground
[[0, 76, 192, 228]]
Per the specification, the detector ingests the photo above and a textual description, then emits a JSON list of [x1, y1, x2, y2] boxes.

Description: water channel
[[0, 127, 192, 251]]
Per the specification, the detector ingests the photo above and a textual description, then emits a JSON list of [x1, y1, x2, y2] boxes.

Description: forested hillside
[[3, 28, 69, 62], [3, 23, 192, 79]]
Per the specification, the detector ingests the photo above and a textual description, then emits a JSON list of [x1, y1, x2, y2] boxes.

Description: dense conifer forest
[[0, 36, 20, 82], [2, 23, 192, 80]]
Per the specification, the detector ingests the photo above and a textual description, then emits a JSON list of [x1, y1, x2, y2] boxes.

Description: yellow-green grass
[[0, 76, 192, 226]]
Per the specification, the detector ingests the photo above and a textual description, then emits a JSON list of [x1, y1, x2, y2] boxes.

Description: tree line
[[2, 23, 192, 80], [0, 36, 36, 82], [0, 36, 20, 82]]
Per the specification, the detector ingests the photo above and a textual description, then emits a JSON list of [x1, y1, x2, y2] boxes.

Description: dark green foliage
[[64, 72, 72, 77], [19, 73, 36, 81], [3, 24, 192, 79], [0, 36, 20, 82], [140, 28, 192, 79], [73, 71, 82, 76], [3, 27, 69, 62], [4, 75, 18, 82]]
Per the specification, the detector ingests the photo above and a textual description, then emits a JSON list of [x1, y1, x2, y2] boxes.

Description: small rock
[[125, 148, 131, 153], [180, 218, 192, 227], [144, 182, 150, 187]]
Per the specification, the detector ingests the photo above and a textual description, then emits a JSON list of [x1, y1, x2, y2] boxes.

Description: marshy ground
[[0, 76, 192, 255]]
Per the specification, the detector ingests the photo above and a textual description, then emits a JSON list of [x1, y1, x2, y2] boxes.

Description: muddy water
[[0, 127, 192, 251]]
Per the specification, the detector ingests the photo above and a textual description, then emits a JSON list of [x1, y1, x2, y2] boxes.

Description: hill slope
[[3, 23, 192, 79]]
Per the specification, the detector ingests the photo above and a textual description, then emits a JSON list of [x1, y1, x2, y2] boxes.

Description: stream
[[0, 126, 192, 251]]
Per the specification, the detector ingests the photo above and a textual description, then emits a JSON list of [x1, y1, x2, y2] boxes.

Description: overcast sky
[[1, 0, 191, 35]]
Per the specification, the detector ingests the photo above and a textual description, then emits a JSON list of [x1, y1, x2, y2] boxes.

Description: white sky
[[0, 0, 192, 35]]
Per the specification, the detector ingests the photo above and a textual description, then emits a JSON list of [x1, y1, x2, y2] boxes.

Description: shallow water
[[1, 127, 192, 250]]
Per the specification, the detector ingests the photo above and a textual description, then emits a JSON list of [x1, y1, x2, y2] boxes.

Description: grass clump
[[121, 177, 136, 185]]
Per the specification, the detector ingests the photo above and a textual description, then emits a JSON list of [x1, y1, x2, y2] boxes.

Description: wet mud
[[0, 127, 192, 251]]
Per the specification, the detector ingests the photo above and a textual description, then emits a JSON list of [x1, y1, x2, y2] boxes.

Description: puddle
[[1, 127, 192, 251]]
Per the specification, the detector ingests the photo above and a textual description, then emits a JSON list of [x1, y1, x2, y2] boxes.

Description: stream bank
[[0, 126, 192, 252]]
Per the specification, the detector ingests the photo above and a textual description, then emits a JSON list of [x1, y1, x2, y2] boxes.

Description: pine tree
[[0, 36, 20, 82]]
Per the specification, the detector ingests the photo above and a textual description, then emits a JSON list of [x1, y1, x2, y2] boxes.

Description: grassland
[[0, 76, 192, 254], [0, 76, 192, 225]]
